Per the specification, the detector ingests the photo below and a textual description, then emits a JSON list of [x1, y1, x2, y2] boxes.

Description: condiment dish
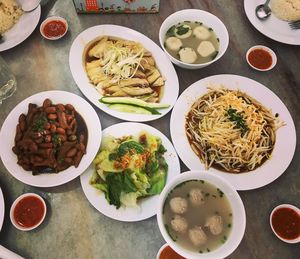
[[156, 243, 184, 259], [40, 16, 68, 40], [246, 45, 277, 71], [270, 204, 300, 244], [159, 9, 229, 69], [156, 171, 246, 259], [10, 193, 47, 231]]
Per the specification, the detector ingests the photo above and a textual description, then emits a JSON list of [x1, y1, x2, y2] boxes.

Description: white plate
[[69, 25, 179, 122], [0, 1, 41, 52], [244, 0, 300, 45], [80, 122, 181, 222], [170, 74, 296, 191], [0, 188, 4, 231], [0, 90, 102, 187]]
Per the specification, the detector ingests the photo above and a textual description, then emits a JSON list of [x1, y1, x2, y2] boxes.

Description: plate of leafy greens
[[80, 122, 181, 222]]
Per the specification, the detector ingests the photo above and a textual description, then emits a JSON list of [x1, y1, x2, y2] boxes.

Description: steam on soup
[[164, 21, 220, 64], [163, 180, 232, 254]]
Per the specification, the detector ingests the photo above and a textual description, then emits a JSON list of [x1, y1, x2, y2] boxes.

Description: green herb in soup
[[163, 180, 232, 253], [164, 21, 220, 64]]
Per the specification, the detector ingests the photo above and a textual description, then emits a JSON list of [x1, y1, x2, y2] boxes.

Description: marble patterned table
[[0, 0, 299, 258]]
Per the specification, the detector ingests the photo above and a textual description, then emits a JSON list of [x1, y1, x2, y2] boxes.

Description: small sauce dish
[[10, 193, 47, 231], [40, 16, 68, 40], [270, 204, 300, 244], [246, 45, 277, 71], [156, 243, 185, 259]]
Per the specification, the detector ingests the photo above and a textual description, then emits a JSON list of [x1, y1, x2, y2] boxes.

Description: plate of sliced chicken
[[69, 25, 179, 122]]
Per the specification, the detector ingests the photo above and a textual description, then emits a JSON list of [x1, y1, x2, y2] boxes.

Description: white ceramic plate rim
[[80, 122, 181, 222], [170, 74, 296, 190], [157, 170, 246, 259], [69, 24, 179, 122], [0, 90, 102, 187], [0, 188, 4, 231], [0, 1, 41, 52], [244, 0, 300, 45]]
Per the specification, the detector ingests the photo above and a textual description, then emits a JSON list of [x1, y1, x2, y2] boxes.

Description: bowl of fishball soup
[[157, 171, 246, 259], [159, 9, 229, 69]]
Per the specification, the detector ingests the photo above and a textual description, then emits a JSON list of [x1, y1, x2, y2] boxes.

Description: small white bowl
[[159, 9, 229, 69], [157, 171, 246, 259], [156, 243, 168, 259], [156, 243, 184, 259], [10, 193, 47, 231], [40, 16, 68, 40], [246, 45, 277, 71], [270, 204, 300, 244]]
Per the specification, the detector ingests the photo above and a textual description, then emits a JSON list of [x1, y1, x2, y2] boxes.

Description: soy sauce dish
[[40, 16, 68, 40], [157, 171, 246, 259], [270, 204, 300, 244], [246, 45, 277, 71], [10, 193, 47, 231]]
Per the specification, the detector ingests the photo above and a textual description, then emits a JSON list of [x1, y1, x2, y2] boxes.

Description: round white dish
[[170, 74, 296, 190], [157, 170, 246, 259], [270, 204, 300, 244], [0, 1, 41, 52], [80, 122, 181, 222], [40, 16, 68, 40], [69, 24, 179, 122], [0, 188, 4, 231], [159, 9, 229, 69], [0, 90, 102, 187], [246, 45, 277, 71], [244, 0, 300, 45], [10, 193, 47, 231]]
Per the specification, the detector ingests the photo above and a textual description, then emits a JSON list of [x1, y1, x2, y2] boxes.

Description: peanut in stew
[[12, 98, 88, 175]]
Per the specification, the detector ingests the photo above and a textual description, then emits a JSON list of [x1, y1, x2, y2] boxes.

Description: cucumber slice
[[100, 97, 170, 109], [108, 104, 159, 115]]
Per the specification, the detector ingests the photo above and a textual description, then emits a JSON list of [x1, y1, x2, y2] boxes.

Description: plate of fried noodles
[[170, 74, 296, 190]]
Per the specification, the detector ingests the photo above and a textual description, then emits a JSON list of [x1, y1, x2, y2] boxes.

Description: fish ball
[[169, 197, 188, 214], [179, 48, 197, 64], [165, 37, 183, 52], [197, 41, 216, 58], [174, 24, 192, 39], [193, 26, 211, 40], [189, 188, 205, 206], [188, 226, 207, 246], [171, 215, 188, 233], [205, 215, 223, 235]]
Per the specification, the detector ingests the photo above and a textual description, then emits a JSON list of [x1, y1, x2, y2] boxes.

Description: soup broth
[[164, 21, 220, 64], [163, 180, 232, 254]]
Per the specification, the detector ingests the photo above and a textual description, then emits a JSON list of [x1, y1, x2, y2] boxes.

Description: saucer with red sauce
[[40, 16, 68, 40], [10, 193, 47, 231], [246, 45, 277, 71], [270, 204, 300, 244]]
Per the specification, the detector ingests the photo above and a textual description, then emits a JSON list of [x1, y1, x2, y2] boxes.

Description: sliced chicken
[[119, 78, 149, 88], [122, 87, 153, 96], [88, 36, 108, 58]]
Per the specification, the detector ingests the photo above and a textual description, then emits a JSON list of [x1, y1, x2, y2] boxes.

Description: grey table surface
[[0, 0, 300, 258]]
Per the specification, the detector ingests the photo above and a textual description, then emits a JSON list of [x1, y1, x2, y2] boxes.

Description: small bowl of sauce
[[156, 244, 185, 259], [246, 45, 277, 71], [40, 16, 68, 40], [270, 204, 300, 244], [10, 193, 47, 231]]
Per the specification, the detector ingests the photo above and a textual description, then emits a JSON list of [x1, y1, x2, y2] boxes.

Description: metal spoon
[[255, 0, 271, 20], [22, 0, 41, 12]]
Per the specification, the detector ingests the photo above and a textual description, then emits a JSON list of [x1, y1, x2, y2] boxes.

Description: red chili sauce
[[13, 196, 45, 228], [248, 48, 273, 70], [159, 245, 185, 259], [43, 20, 67, 38], [271, 207, 300, 240]]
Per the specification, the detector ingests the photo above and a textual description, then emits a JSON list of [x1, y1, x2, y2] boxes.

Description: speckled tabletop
[[0, 0, 299, 258]]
